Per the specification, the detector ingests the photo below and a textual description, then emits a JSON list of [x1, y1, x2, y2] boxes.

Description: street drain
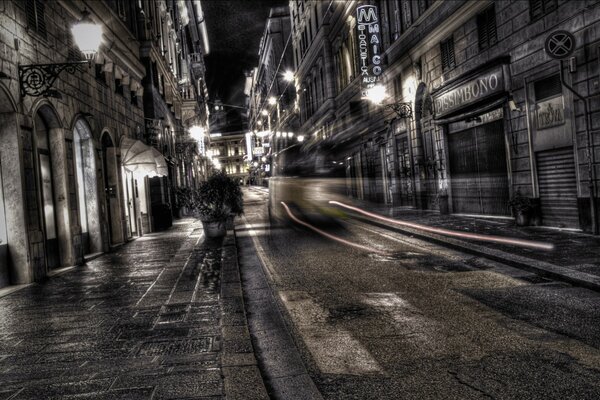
[[137, 337, 215, 356], [328, 305, 372, 320]]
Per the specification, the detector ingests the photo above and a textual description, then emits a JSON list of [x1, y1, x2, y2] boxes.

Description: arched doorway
[[414, 82, 437, 209], [34, 112, 61, 270], [101, 132, 124, 245], [73, 119, 102, 255]]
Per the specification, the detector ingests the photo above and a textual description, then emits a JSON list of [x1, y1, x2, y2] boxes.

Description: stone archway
[[33, 104, 77, 272], [73, 118, 102, 255]]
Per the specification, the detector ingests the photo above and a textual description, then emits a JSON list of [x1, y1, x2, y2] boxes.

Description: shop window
[[440, 37, 456, 72], [24, 0, 47, 38], [530, 0, 557, 21], [477, 5, 497, 50]]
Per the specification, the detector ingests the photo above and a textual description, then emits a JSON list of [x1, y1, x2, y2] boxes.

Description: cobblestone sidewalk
[[0, 219, 230, 400]]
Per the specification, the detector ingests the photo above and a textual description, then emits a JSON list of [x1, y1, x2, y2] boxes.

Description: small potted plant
[[193, 172, 243, 237], [508, 195, 533, 226], [174, 187, 195, 217]]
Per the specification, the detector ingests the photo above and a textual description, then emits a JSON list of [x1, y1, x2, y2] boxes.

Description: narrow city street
[[238, 187, 600, 399], [0, 220, 227, 400]]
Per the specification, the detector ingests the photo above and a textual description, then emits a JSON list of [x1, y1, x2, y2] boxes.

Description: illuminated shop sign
[[356, 5, 383, 96], [433, 66, 505, 118]]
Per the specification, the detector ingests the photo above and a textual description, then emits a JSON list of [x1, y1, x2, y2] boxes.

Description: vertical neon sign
[[356, 5, 383, 97]]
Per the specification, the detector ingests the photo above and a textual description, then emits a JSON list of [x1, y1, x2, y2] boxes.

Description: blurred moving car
[[268, 143, 348, 227]]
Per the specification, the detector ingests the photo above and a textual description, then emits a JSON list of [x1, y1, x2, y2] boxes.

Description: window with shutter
[[477, 5, 497, 50], [440, 38, 455, 72], [534, 74, 562, 101], [530, 0, 557, 21], [24, 0, 47, 38]]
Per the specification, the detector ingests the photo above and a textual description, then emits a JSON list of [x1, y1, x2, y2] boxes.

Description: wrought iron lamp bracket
[[387, 102, 413, 119], [19, 61, 89, 98]]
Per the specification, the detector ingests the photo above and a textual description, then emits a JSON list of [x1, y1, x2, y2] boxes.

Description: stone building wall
[[0, 0, 145, 284]]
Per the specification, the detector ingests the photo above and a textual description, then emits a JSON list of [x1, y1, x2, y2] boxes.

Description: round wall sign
[[545, 30, 576, 60]]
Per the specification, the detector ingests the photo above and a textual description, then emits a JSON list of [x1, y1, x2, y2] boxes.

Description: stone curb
[[234, 216, 324, 400], [355, 215, 600, 292], [220, 230, 270, 400]]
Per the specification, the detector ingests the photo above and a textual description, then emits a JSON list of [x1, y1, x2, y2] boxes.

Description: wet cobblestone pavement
[[0, 219, 226, 400]]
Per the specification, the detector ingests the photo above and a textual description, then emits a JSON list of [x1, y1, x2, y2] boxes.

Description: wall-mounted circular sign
[[544, 30, 576, 60]]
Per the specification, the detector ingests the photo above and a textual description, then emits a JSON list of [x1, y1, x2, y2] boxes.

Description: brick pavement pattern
[[0, 219, 228, 400]]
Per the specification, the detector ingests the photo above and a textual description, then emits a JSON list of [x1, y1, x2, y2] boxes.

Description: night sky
[[202, 0, 288, 133]]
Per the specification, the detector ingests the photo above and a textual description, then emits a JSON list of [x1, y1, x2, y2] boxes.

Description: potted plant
[[174, 187, 195, 217], [193, 172, 244, 237], [508, 195, 533, 226]]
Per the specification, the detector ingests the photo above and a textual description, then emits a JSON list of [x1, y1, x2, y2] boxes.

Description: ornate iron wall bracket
[[19, 61, 89, 97], [387, 102, 413, 119]]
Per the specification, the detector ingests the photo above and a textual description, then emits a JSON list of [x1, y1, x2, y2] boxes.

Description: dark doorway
[[448, 120, 509, 215], [35, 114, 60, 269]]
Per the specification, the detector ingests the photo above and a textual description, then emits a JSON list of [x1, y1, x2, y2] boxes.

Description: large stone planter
[[202, 219, 227, 238]]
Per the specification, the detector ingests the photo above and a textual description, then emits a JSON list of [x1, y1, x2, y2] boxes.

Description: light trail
[[328, 201, 554, 251], [280, 202, 387, 255]]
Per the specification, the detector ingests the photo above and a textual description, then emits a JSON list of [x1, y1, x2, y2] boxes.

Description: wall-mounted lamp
[[18, 10, 102, 97], [363, 84, 413, 119], [508, 97, 522, 113]]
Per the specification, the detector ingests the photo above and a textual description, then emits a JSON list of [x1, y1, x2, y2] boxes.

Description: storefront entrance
[[448, 119, 509, 216], [395, 134, 413, 206], [536, 148, 579, 228]]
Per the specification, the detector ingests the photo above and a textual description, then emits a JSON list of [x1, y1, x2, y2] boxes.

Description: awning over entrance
[[121, 137, 168, 177], [152, 148, 169, 177]]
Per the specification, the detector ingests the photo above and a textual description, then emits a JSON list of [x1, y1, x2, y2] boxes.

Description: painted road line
[[362, 293, 441, 352], [279, 290, 383, 376]]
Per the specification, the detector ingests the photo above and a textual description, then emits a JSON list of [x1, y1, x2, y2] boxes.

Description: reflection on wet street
[[0, 219, 226, 399]]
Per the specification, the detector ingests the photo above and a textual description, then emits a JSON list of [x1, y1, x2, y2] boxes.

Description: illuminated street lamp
[[268, 96, 277, 105], [283, 70, 294, 82], [19, 10, 103, 97], [363, 84, 413, 119], [297, 135, 305, 142], [188, 125, 205, 142], [71, 11, 103, 61]]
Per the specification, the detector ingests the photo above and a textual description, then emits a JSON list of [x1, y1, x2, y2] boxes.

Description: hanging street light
[[19, 9, 103, 97], [363, 84, 413, 119], [283, 70, 294, 82], [71, 10, 103, 61]]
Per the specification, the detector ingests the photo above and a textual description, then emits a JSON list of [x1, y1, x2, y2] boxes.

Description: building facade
[[291, 0, 600, 233], [208, 133, 248, 184], [248, 6, 296, 181], [0, 0, 209, 289]]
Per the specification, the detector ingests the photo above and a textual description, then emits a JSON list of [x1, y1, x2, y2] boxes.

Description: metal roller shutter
[[536, 148, 579, 228]]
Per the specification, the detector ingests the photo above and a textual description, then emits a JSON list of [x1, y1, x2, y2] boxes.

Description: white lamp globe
[[71, 11, 102, 61]]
